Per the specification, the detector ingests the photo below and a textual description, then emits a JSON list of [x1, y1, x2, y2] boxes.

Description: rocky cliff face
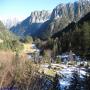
[[10, 0, 90, 39], [48, 0, 90, 35], [29, 10, 50, 23], [10, 10, 51, 37], [51, 0, 90, 21]]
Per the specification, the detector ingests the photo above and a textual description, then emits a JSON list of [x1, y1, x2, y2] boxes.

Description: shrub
[[56, 57, 61, 64], [24, 36, 33, 43]]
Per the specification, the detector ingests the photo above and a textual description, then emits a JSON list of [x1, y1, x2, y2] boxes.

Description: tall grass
[[0, 52, 52, 90]]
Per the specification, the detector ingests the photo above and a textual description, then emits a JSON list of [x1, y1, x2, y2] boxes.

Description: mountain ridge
[[10, 0, 90, 39], [10, 10, 50, 37]]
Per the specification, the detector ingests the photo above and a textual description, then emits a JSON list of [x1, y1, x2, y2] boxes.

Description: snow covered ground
[[40, 63, 90, 90], [58, 65, 89, 90]]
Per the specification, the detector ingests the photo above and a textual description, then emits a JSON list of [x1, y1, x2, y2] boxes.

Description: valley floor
[[0, 50, 90, 90]]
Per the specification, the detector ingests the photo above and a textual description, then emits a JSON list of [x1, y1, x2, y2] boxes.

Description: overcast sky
[[0, 0, 78, 21]]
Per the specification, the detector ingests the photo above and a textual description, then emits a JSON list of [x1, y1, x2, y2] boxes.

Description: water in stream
[[57, 66, 90, 90]]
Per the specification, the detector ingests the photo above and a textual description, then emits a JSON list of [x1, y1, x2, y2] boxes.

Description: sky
[[0, 0, 78, 21]]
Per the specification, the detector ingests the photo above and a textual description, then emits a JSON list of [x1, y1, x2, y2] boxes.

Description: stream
[[57, 66, 90, 90]]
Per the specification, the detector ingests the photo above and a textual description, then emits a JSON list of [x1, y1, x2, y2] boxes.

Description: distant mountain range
[[1, 18, 20, 29], [10, 10, 51, 37], [10, 0, 90, 39]]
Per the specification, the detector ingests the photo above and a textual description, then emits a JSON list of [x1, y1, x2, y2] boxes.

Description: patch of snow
[[58, 66, 88, 90], [41, 64, 49, 68]]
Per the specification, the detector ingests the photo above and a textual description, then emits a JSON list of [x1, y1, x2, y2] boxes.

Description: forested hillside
[[51, 12, 90, 58], [0, 21, 23, 51]]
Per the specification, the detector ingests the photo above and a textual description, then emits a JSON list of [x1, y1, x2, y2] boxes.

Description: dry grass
[[0, 51, 15, 64], [0, 57, 37, 88], [0, 51, 52, 90]]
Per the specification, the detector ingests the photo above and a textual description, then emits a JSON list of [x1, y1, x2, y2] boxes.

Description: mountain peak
[[51, 0, 90, 21], [10, 0, 90, 39], [29, 10, 51, 23]]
